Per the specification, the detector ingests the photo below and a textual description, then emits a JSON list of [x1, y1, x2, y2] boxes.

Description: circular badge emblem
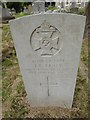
[[30, 20, 63, 57]]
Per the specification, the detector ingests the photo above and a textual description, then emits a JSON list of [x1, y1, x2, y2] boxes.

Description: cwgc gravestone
[[61, 1, 65, 8], [11, 8, 16, 15], [70, 2, 78, 13], [28, 4, 32, 14], [0, 7, 15, 21], [32, 0, 45, 13], [10, 13, 86, 108], [24, 7, 28, 14], [80, 2, 85, 8]]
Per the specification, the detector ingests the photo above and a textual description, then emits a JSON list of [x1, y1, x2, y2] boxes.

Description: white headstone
[[24, 7, 28, 14], [0, 6, 14, 20], [70, 2, 78, 13], [32, 1, 45, 13], [70, 2, 76, 8], [2, 8, 11, 18], [10, 8, 15, 15], [80, 2, 85, 8], [28, 4, 32, 14], [10, 13, 86, 108]]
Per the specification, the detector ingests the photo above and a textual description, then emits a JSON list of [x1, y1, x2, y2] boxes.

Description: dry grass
[[2, 24, 88, 118]]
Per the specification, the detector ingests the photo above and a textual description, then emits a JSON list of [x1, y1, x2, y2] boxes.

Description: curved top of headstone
[[9, 13, 86, 58], [10, 13, 86, 22]]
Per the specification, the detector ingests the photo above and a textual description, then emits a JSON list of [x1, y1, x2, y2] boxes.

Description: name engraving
[[25, 58, 65, 74]]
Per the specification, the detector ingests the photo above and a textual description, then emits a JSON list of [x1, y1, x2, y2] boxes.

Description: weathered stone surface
[[10, 13, 86, 108]]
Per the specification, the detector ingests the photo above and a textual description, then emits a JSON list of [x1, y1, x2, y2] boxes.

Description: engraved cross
[[40, 76, 58, 96]]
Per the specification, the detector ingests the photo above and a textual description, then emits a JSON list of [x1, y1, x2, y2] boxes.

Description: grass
[[47, 6, 58, 11], [14, 13, 30, 18], [2, 24, 88, 118], [81, 38, 88, 67], [78, 8, 85, 15], [2, 24, 29, 118], [72, 69, 88, 117]]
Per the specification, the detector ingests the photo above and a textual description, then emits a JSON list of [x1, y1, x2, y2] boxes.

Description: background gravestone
[[2, 8, 11, 19], [10, 13, 86, 108], [81, 2, 85, 8], [28, 4, 32, 14], [0, 6, 15, 21], [0, 2, 15, 21], [32, 1, 45, 13], [24, 7, 28, 14], [70, 2, 78, 13]]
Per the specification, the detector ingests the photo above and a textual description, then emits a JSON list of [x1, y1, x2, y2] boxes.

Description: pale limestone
[[10, 13, 86, 108]]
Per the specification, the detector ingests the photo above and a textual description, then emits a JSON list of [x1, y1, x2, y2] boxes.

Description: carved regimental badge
[[30, 20, 63, 57]]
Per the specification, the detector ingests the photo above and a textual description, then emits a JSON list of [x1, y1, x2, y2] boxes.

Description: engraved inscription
[[30, 20, 63, 57], [25, 58, 65, 74]]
